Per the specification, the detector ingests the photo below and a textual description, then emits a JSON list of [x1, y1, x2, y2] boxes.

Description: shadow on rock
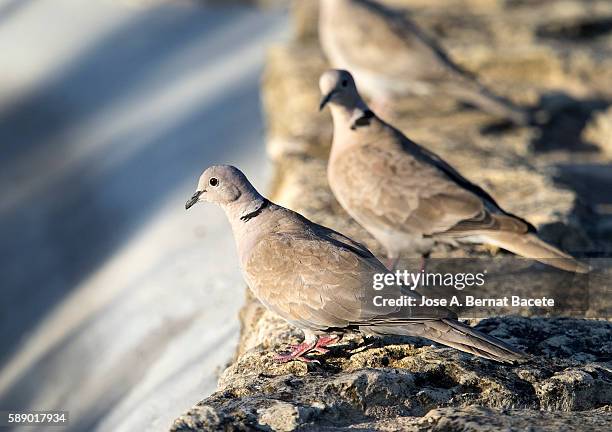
[[553, 163, 612, 255], [530, 93, 610, 153]]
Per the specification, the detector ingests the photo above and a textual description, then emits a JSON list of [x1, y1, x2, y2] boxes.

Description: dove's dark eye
[[209, 177, 219, 187], [341, 79, 348, 87]]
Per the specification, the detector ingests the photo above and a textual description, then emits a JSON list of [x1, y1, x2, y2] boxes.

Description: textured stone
[[172, 314, 611, 430], [416, 405, 612, 432]]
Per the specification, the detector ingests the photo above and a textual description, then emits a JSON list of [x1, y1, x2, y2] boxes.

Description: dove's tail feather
[[365, 319, 527, 363], [443, 78, 531, 126], [423, 319, 528, 363], [479, 231, 590, 273]]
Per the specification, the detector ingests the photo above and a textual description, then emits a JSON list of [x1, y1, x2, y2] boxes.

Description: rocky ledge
[[172, 0, 612, 430], [171, 317, 612, 431]]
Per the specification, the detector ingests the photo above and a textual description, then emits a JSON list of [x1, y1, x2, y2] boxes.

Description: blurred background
[[0, 0, 287, 430]]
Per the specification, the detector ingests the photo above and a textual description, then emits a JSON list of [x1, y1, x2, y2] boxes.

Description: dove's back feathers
[[319, 0, 531, 124]]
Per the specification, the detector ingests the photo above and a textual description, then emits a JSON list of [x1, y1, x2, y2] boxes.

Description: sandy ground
[[0, 0, 288, 430]]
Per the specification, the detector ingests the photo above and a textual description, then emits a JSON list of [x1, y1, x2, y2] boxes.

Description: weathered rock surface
[[172, 316, 612, 430], [173, 0, 612, 430]]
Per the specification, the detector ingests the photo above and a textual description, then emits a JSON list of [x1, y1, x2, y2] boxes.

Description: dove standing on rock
[[318, 0, 531, 124], [320, 69, 589, 273], [186, 165, 526, 363]]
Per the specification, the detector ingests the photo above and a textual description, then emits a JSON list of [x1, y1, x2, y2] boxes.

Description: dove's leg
[[419, 253, 430, 273], [274, 331, 321, 363], [384, 254, 400, 271]]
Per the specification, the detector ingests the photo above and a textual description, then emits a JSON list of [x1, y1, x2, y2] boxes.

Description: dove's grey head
[[319, 69, 363, 111], [185, 165, 263, 217]]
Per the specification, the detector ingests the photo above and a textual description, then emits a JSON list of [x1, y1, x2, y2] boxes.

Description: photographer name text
[[372, 295, 555, 308]]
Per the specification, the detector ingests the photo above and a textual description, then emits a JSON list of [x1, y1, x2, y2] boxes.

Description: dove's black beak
[[185, 190, 202, 210], [319, 90, 336, 111]]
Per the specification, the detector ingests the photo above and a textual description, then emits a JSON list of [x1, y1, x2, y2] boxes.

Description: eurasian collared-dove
[[319, 0, 531, 124], [186, 165, 526, 363], [320, 69, 588, 273]]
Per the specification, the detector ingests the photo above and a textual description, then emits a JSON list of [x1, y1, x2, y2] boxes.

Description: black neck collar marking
[[350, 109, 375, 130], [240, 198, 270, 222]]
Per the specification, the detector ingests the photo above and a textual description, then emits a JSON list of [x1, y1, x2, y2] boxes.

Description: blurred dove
[[320, 69, 589, 273], [185, 164, 526, 363], [319, 0, 531, 125]]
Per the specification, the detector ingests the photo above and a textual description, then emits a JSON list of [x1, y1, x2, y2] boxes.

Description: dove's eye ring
[[341, 79, 348, 87], [209, 177, 219, 187]]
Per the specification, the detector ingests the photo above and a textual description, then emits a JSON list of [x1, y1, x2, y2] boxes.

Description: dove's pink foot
[[312, 335, 342, 354], [274, 335, 342, 363], [419, 255, 428, 273], [385, 256, 399, 271], [274, 341, 320, 363]]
